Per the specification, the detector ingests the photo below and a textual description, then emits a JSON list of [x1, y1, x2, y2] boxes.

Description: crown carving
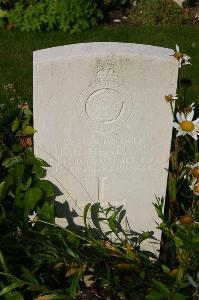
[[96, 64, 119, 81]]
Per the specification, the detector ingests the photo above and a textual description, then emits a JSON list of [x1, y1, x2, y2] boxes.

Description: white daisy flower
[[165, 94, 178, 103], [174, 45, 191, 68], [173, 110, 199, 140], [184, 102, 195, 115], [28, 211, 38, 227]]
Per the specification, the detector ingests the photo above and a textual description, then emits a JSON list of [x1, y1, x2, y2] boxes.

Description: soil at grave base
[[76, 288, 103, 299], [104, 3, 199, 27]]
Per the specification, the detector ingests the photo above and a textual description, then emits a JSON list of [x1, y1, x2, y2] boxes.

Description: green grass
[[0, 25, 199, 110]]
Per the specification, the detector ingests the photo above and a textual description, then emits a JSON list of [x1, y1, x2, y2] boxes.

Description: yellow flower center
[[170, 268, 178, 277], [175, 52, 184, 60], [180, 121, 195, 132], [191, 167, 199, 178], [194, 184, 199, 193], [180, 215, 194, 225], [165, 94, 173, 103]]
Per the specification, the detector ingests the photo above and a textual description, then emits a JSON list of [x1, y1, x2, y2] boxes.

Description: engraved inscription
[[50, 136, 166, 174]]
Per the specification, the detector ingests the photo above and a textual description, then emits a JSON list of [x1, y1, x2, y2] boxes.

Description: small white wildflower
[[4, 83, 16, 93], [165, 94, 178, 103], [113, 19, 121, 23], [174, 45, 191, 68], [28, 211, 38, 227], [18, 102, 29, 110], [195, 12, 199, 20], [132, 0, 137, 7], [16, 226, 23, 237], [173, 110, 199, 140]]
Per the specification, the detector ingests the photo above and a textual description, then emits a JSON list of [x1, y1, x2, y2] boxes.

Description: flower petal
[[177, 131, 184, 137], [176, 112, 183, 123], [184, 55, 191, 60], [193, 117, 199, 125], [189, 132, 198, 140], [186, 110, 194, 121], [173, 122, 180, 129]]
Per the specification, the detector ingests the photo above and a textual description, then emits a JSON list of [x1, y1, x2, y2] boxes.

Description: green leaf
[[23, 109, 32, 117], [21, 266, 38, 284], [0, 181, 6, 201], [5, 291, 24, 300], [90, 202, 103, 233], [174, 237, 183, 248], [162, 265, 170, 274], [153, 280, 170, 296], [0, 9, 7, 18], [12, 144, 21, 153], [24, 187, 42, 218], [0, 282, 22, 297], [146, 292, 165, 300], [32, 165, 46, 178], [2, 156, 23, 168], [168, 173, 177, 202], [10, 164, 24, 184], [22, 125, 36, 135], [67, 269, 82, 298], [14, 183, 25, 208], [173, 293, 186, 300], [24, 177, 32, 190], [83, 203, 91, 229], [11, 118, 20, 132], [0, 250, 10, 274], [139, 270, 145, 280], [25, 149, 50, 167], [58, 234, 79, 259], [37, 180, 54, 197], [176, 267, 185, 282], [37, 202, 55, 223]]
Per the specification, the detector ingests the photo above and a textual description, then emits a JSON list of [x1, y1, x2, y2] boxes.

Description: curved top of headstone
[[34, 42, 174, 62]]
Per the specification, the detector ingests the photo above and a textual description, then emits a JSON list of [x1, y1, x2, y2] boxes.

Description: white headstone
[[174, 0, 185, 7], [33, 43, 178, 252]]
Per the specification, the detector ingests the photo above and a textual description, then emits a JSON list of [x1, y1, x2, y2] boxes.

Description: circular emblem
[[77, 81, 132, 133]]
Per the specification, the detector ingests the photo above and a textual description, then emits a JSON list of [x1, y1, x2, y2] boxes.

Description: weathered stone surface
[[33, 42, 178, 252]]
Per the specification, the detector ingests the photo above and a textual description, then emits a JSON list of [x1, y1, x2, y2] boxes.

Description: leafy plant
[[1, 0, 103, 33], [0, 103, 55, 225], [128, 0, 192, 26]]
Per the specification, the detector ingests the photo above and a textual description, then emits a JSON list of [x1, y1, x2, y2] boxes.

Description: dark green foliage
[[103, 0, 130, 8], [0, 0, 103, 33], [129, 0, 192, 25], [0, 105, 55, 226]]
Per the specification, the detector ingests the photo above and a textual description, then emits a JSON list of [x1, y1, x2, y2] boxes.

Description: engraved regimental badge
[[77, 61, 132, 133]]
